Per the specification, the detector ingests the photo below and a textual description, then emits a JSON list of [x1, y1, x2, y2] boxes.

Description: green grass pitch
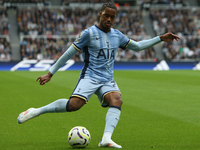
[[0, 70, 200, 150]]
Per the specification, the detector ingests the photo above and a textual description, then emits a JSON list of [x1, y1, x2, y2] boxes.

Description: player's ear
[[99, 11, 102, 17]]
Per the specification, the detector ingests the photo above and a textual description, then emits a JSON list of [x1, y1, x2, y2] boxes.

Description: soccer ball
[[68, 126, 91, 148]]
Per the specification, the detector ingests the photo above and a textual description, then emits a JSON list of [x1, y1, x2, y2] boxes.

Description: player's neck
[[96, 24, 111, 33]]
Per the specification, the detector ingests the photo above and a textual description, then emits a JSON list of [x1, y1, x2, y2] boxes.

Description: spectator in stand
[[145, 47, 155, 60], [21, 47, 28, 60], [0, 8, 9, 35], [0, 42, 5, 60], [196, 42, 200, 58], [0, 8, 12, 62], [25, 42, 33, 59]]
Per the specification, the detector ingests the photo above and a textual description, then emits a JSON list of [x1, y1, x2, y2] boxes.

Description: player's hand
[[36, 72, 53, 85], [160, 32, 180, 42]]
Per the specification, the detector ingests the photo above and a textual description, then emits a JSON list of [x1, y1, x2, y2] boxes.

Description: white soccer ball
[[68, 126, 91, 148]]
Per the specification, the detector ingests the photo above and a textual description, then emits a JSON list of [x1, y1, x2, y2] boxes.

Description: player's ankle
[[102, 138, 113, 143], [102, 131, 112, 141]]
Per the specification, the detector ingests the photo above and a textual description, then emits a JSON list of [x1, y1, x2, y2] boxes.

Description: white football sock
[[36, 99, 69, 114], [102, 132, 112, 142], [102, 107, 121, 141]]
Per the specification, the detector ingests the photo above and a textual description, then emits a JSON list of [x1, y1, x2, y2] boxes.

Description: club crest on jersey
[[75, 31, 84, 43]]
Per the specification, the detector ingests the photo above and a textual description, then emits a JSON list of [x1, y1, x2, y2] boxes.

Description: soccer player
[[17, 2, 180, 148]]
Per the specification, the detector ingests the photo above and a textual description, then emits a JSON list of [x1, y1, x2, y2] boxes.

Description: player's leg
[[103, 92, 122, 140], [97, 80, 123, 148], [17, 97, 85, 124], [98, 92, 122, 148], [17, 78, 96, 124], [38, 97, 86, 113]]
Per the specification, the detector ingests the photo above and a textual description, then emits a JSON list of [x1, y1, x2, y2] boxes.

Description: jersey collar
[[95, 24, 112, 33]]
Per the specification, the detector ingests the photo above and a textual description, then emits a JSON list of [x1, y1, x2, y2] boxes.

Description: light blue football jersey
[[72, 25, 130, 83]]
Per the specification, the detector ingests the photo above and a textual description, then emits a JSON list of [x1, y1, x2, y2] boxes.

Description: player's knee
[[105, 92, 123, 107], [113, 93, 123, 106], [110, 95, 123, 107], [116, 97, 123, 106], [68, 97, 85, 111], [68, 103, 80, 111], [109, 99, 122, 108]]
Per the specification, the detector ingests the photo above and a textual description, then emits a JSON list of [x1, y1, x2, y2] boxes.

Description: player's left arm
[[126, 32, 180, 51], [160, 32, 180, 42]]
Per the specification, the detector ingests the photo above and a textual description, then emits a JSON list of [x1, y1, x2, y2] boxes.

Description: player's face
[[99, 7, 116, 32]]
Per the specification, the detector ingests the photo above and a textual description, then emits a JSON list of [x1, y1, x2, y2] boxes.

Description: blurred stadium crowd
[[0, 0, 200, 62], [150, 8, 200, 60]]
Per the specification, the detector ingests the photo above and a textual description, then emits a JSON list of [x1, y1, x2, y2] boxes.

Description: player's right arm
[[36, 72, 53, 85], [49, 29, 89, 75], [49, 45, 78, 74], [36, 45, 78, 85], [36, 29, 90, 85]]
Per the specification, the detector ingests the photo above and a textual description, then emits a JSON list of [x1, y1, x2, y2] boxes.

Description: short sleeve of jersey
[[72, 29, 90, 51], [115, 29, 131, 50]]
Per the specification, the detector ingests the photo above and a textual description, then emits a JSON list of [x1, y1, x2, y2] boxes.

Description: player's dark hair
[[101, 2, 117, 12]]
